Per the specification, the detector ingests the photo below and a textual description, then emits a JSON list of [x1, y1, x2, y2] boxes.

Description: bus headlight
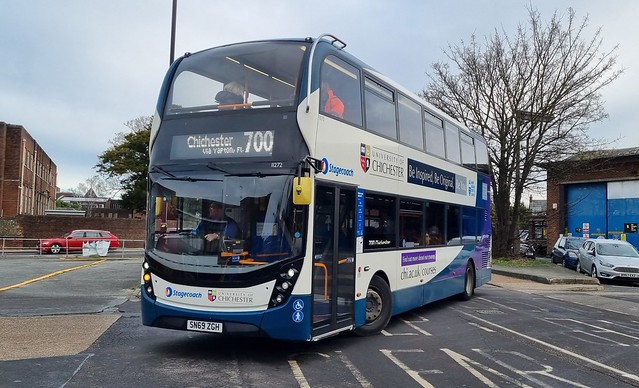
[[278, 281, 291, 291], [269, 259, 303, 308]]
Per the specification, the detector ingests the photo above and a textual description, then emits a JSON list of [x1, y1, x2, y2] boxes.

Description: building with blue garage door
[[545, 147, 639, 253]]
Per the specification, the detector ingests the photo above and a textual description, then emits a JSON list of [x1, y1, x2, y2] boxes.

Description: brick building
[[545, 147, 639, 252], [0, 122, 57, 217]]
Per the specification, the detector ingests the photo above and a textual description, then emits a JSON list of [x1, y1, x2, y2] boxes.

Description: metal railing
[[0, 237, 144, 258]]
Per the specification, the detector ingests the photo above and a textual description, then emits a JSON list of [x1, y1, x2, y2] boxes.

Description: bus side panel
[[391, 285, 424, 316], [389, 260, 467, 317], [354, 298, 366, 327], [259, 295, 313, 341], [423, 272, 465, 305], [390, 245, 488, 317], [477, 267, 491, 287]]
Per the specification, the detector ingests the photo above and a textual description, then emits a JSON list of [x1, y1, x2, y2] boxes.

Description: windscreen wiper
[[150, 165, 176, 177], [232, 172, 295, 178], [163, 176, 223, 182], [206, 162, 231, 175]]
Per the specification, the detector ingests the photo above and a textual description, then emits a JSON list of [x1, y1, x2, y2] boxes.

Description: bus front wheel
[[354, 275, 392, 336]]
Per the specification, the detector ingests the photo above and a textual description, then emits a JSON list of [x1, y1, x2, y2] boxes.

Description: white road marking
[[461, 311, 639, 383], [477, 296, 518, 311], [336, 350, 373, 388], [442, 348, 527, 387], [380, 349, 434, 388], [288, 360, 311, 388], [474, 349, 590, 388], [400, 318, 432, 336], [468, 322, 496, 332]]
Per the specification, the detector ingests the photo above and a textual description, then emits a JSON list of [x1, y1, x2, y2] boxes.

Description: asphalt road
[[2, 256, 639, 387]]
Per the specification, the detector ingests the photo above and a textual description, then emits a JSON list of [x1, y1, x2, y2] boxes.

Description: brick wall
[[1, 124, 21, 215], [0, 215, 146, 248], [0, 122, 57, 217], [546, 155, 639, 253]]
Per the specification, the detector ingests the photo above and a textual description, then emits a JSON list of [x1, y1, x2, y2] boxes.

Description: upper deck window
[[364, 78, 397, 139], [320, 56, 362, 126], [475, 140, 490, 174], [460, 132, 476, 170], [165, 42, 307, 115], [445, 123, 461, 164], [398, 94, 424, 150], [424, 111, 445, 158]]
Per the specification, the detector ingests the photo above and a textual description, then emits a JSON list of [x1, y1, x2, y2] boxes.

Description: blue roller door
[[565, 181, 639, 249], [608, 181, 639, 248], [566, 183, 607, 238]]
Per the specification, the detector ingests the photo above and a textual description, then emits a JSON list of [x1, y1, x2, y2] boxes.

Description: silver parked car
[[577, 238, 639, 280]]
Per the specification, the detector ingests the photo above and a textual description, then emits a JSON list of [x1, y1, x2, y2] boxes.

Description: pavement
[[490, 258, 604, 291]]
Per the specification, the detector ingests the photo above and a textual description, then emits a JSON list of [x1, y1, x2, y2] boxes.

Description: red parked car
[[38, 229, 120, 254]]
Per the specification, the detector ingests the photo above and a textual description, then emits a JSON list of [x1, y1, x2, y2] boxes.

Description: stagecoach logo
[[359, 143, 405, 181], [320, 157, 354, 177], [164, 287, 203, 299], [360, 143, 370, 172], [208, 290, 217, 302]]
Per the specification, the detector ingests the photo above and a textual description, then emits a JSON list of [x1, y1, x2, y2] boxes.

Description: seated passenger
[[321, 80, 344, 118], [215, 81, 245, 105], [427, 226, 443, 245]]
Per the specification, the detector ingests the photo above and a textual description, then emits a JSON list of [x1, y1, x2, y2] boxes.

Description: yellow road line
[[0, 259, 106, 292]]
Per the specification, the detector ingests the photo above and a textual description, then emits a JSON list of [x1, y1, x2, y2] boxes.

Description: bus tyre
[[459, 262, 476, 301], [354, 275, 392, 336]]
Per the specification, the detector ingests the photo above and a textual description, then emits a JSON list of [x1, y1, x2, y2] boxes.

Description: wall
[[0, 215, 146, 248], [546, 153, 639, 252], [0, 122, 57, 217]]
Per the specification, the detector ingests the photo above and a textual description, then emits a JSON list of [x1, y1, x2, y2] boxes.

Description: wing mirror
[[293, 177, 312, 205]]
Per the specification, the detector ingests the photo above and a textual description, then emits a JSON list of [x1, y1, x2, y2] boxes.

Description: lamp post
[[169, 0, 177, 66]]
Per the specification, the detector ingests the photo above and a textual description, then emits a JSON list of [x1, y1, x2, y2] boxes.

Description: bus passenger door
[[312, 184, 356, 338]]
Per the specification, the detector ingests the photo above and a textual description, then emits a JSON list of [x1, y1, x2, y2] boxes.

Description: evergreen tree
[[96, 116, 151, 211]]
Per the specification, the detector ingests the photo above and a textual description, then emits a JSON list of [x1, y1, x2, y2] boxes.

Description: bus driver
[[192, 201, 241, 244]]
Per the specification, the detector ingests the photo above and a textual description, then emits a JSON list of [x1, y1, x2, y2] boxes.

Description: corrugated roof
[[565, 147, 639, 161]]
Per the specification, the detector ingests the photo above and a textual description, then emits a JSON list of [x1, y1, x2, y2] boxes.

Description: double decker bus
[[142, 34, 491, 341]]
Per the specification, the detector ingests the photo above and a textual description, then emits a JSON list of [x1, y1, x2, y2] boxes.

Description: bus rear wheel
[[459, 261, 476, 301], [354, 275, 392, 336]]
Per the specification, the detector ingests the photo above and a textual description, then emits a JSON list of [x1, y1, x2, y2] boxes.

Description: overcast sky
[[2, 1, 638, 192]]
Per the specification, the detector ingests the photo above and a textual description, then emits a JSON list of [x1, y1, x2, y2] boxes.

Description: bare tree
[[422, 7, 622, 256], [72, 175, 121, 198]]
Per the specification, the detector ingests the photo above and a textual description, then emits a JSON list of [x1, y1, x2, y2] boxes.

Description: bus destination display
[[170, 130, 274, 160]]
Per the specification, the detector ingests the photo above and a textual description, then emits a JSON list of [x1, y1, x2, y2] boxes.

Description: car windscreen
[[597, 243, 639, 257]]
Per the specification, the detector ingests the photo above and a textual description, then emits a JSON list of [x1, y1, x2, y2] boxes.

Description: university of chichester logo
[[360, 143, 370, 173], [208, 290, 217, 302]]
